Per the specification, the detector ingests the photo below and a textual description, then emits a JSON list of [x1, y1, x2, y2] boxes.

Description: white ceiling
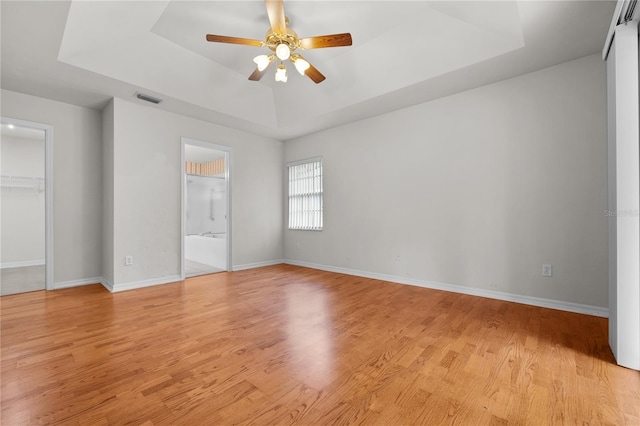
[[1, 1, 615, 141]]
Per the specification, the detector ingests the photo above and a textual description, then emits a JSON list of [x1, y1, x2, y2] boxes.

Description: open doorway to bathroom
[[181, 138, 231, 278]]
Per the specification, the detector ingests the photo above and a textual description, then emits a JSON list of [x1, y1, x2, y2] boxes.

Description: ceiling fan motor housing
[[265, 27, 300, 53]]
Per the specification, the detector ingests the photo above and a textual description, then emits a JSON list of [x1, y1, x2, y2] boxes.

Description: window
[[288, 158, 323, 230]]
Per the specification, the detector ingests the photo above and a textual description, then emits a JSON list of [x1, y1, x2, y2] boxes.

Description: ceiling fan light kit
[[292, 55, 310, 75], [275, 64, 288, 82], [253, 54, 273, 71], [275, 43, 291, 61], [205, 0, 352, 84]]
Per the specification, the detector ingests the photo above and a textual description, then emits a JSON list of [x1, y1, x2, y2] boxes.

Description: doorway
[[181, 138, 231, 278], [1, 117, 53, 295]]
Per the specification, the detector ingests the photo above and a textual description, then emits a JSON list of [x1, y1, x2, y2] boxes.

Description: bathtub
[[185, 234, 227, 270]]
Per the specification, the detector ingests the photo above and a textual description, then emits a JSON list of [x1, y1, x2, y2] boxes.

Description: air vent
[[134, 92, 162, 104]]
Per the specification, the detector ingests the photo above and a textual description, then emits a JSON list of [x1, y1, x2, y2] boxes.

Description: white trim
[[45, 123, 53, 291], [180, 140, 185, 280], [225, 150, 232, 272], [101, 278, 114, 292], [284, 259, 609, 318], [233, 259, 284, 271], [107, 275, 182, 293], [53, 277, 102, 290], [1, 259, 45, 269], [1, 116, 54, 291]]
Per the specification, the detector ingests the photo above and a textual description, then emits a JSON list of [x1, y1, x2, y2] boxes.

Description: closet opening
[[1, 117, 53, 295]]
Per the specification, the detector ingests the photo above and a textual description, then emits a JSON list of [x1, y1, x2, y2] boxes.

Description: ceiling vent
[[134, 92, 162, 104]]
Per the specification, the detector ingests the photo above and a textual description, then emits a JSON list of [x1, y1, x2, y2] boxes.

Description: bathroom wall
[[186, 175, 226, 235]]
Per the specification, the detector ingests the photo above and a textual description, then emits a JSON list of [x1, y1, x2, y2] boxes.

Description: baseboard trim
[[284, 259, 609, 318], [53, 277, 103, 290], [101, 278, 114, 292], [233, 259, 284, 271], [108, 275, 183, 293], [1, 259, 45, 269]]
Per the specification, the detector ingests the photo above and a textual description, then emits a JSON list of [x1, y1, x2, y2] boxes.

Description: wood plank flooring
[[1, 264, 639, 425]]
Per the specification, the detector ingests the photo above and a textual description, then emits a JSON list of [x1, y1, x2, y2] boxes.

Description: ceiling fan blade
[[206, 34, 263, 47], [299, 33, 352, 50], [292, 54, 326, 83], [248, 67, 268, 81], [248, 59, 275, 81], [265, 0, 286, 34], [305, 63, 326, 84]]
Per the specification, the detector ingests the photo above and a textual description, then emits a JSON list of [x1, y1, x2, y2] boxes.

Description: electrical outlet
[[125, 255, 133, 266], [542, 264, 552, 277], [395, 255, 400, 262]]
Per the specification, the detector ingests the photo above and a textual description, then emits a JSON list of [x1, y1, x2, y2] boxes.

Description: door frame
[[1, 116, 54, 290], [180, 137, 232, 279]]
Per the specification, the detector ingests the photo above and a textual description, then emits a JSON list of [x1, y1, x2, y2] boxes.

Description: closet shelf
[[1, 175, 45, 192]]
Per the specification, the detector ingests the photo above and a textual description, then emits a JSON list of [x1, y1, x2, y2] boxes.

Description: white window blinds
[[288, 158, 323, 230]]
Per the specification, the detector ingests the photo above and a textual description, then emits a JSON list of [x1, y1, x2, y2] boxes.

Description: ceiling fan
[[205, 0, 352, 84]]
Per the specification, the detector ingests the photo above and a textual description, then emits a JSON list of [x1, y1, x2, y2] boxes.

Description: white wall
[[1, 89, 103, 284], [109, 97, 283, 285], [284, 54, 608, 309], [1, 133, 45, 265]]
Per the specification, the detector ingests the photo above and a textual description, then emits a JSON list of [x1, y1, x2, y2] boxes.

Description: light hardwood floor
[[1, 265, 638, 425]]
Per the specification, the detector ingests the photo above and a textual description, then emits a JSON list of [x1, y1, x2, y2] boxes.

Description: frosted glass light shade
[[293, 57, 310, 75], [275, 43, 290, 61], [275, 64, 288, 82], [253, 55, 271, 71]]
